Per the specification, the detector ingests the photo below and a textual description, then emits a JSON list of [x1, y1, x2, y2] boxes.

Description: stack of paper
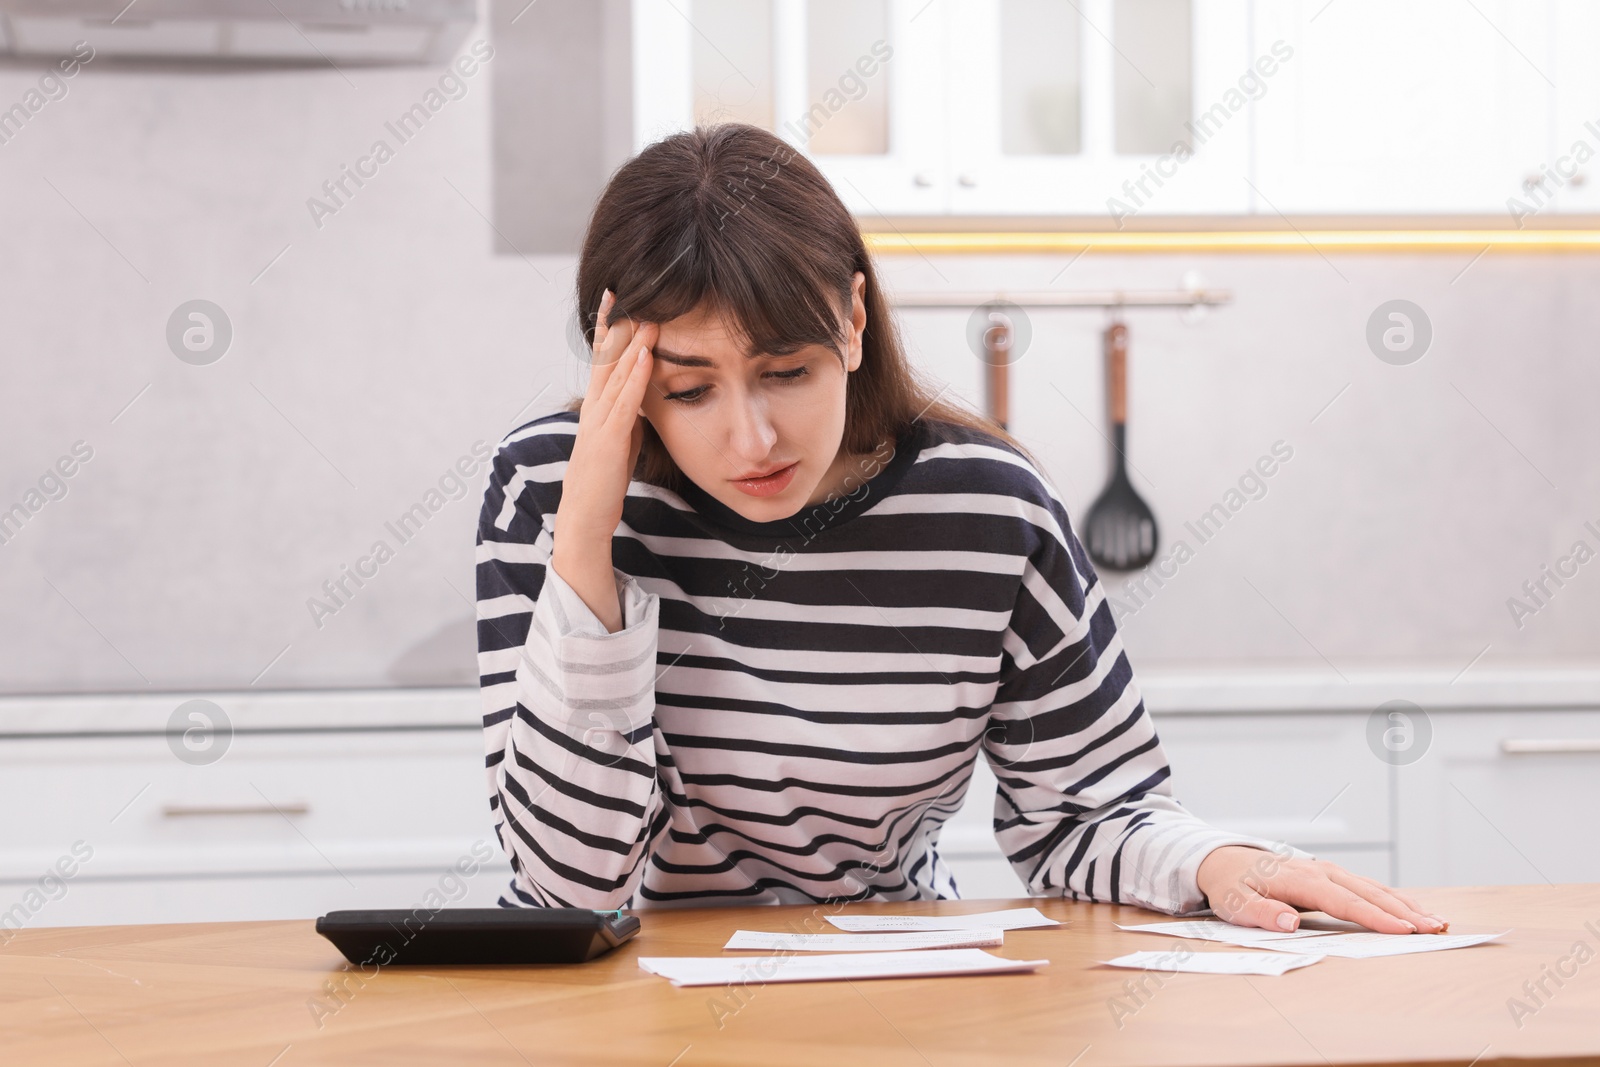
[[1253, 931, 1506, 958], [1114, 920, 1342, 944], [637, 948, 1049, 987], [636, 908, 1067, 987], [825, 907, 1063, 933], [640, 904, 1503, 986], [723, 929, 1005, 952], [1115, 919, 1506, 958], [1102, 950, 1325, 976]]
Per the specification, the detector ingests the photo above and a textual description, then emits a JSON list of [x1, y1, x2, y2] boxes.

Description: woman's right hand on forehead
[[555, 289, 657, 545]]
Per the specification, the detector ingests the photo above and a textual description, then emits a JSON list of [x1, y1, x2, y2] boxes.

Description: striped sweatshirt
[[475, 409, 1289, 914]]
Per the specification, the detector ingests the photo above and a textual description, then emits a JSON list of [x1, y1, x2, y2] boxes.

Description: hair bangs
[[605, 199, 851, 363]]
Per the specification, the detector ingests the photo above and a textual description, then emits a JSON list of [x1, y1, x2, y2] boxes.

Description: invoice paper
[[826, 907, 1063, 933], [1254, 931, 1507, 958], [1116, 920, 1343, 943], [724, 928, 1005, 952], [637, 948, 1049, 987], [1117, 920, 1506, 958], [1101, 950, 1324, 976]]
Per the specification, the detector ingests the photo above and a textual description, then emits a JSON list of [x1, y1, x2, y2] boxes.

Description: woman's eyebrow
[[650, 347, 716, 368], [651, 346, 774, 367]]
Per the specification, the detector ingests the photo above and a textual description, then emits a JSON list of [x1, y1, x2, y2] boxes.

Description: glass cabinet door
[[945, 0, 1252, 216], [632, 0, 948, 216]]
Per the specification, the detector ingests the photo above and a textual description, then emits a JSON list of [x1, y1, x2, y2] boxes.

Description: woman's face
[[638, 272, 868, 523]]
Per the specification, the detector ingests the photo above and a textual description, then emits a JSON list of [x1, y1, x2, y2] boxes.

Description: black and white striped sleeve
[[475, 428, 667, 909], [983, 467, 1304, 916]]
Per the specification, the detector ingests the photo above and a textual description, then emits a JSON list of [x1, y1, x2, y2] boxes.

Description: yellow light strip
[[863, 230, 1600, 254]]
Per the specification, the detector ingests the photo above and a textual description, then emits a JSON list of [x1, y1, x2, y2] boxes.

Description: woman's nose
[[726, 398, 778, 463]]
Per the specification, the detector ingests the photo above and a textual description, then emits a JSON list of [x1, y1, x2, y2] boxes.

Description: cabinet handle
[[161, 802, 311, 817], [1500, 739, 1600, 755], [958, 173, 977, 187], [912, 172, 934, 187]]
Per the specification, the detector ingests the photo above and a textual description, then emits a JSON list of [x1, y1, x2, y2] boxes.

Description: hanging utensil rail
[[889, 289, 1233, 309], [889, 289, 1233, 428]]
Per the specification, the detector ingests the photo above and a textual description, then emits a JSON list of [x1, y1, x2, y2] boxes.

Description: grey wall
[[0, 16, 1595, 695], [884, 251, 1600, 676]]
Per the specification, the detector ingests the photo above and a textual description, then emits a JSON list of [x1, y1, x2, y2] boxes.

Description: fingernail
[[1402, 921, 1417, 932], [1277, 913, 1296, 931]]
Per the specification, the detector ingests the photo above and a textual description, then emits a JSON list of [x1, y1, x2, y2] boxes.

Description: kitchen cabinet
[[938, 710, 1395, 901], [633, 0, 1599, 218], [633, 0, 1252, 217], [942, 701, 1600, 899], [1546, 0, 1600, 215], [943, 0, 1255, 216], [6, 689, 1598, 928], [0, 695, 513, 928], [1394, 710, 1600, 887], [1251, 0, 1554, 215], [1149, 712, 1395, 881], [632, 0, 948, 216]]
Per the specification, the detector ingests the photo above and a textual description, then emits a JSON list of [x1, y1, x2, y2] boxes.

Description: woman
[[475, 123, 1444, 935]]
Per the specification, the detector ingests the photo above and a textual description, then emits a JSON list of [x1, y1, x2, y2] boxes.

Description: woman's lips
[[730, 462, 798, 497]]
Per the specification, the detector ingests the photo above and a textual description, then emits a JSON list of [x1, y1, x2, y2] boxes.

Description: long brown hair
[[565, 122, 1043, 494]]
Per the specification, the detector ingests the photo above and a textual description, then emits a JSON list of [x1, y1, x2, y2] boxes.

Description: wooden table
[[4, 885, 1599, 1066]]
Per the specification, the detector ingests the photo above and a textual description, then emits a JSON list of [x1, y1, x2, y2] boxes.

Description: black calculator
[[314, 907, 641, 966]]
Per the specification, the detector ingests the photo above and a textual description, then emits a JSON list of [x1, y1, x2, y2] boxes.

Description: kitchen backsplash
[[0, 57, 1594, 693]]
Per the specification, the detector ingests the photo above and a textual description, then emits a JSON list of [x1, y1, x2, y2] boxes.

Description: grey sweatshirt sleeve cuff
[[540, 563, 655, 639], [524, 564, 660, 709]]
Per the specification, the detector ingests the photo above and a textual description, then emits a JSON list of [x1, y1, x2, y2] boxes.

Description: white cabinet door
[[938, 753, 1028, 898], [945, 0, 1255, 216], [1151, 712, 1393, 867], [11, 865, 515, 930], [801, 0, 951, 216], [0, 729, 500, 879], [0, 725, 515, 928], [1252, 0, 1554, 214], [631, 0, 948, 216], [1396, 710, 1600, 887], [1546, 0, 1600, 215], [939, 711, 1396, 896]]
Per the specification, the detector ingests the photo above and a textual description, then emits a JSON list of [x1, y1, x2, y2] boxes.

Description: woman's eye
[[664, 386, 709, 404], [664, 366, 808, 405]]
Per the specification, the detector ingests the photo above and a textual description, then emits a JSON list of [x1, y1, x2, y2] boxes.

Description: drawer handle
[[1500, 739, 1600, 755], [161, 802, 311, 817]]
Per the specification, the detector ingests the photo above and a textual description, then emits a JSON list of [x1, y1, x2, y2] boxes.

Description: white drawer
[[1149, 712, 1391, 850], [1, 862, 515, 930], [944, 853, 1027, 900], [944, 713, 1391, 861], [939, 731, 1395, 899], [1397, 709, 1600, 886], [0, 727, 497, 879]]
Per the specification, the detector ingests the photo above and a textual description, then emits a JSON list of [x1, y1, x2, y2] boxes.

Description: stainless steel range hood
[[0, 0, 479, 65]]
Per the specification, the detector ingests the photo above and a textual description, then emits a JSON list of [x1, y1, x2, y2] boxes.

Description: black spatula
[[1085, 321, 1159, 571]]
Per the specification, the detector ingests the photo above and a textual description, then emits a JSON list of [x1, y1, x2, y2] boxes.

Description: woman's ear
[[846, 271, 867, 372]]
